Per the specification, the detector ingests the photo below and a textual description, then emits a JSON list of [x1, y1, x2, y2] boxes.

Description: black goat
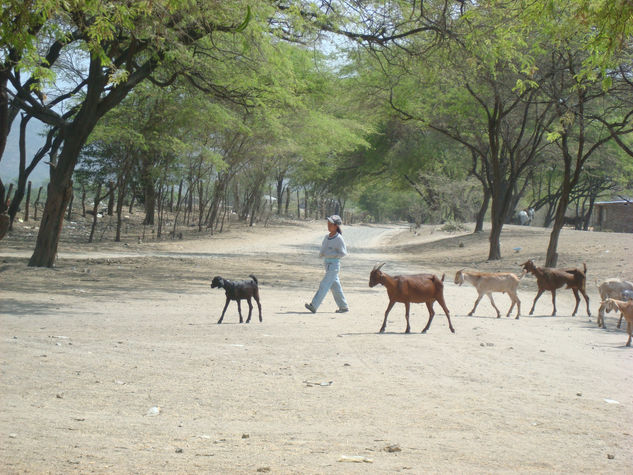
[[211, 274, 262, 324]]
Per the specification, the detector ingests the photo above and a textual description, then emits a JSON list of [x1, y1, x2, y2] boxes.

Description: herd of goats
[[368, 259, 633, 346], [211, 258, 633, 347]]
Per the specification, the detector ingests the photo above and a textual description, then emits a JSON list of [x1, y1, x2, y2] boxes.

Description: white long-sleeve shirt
[[319, 233, 347, 260]]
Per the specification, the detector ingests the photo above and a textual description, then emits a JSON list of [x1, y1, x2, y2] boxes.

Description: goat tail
[[249, 274, 258, 285], [440, 273, 445, 282], [583, 262, 587, 275]]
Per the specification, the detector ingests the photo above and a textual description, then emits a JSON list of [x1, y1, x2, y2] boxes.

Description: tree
[[533, 22, 630, 266], [348, 1, 557, 259], [2, 0, 253, 266]]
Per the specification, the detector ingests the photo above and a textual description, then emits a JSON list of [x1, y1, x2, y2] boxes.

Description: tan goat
[[596, 279, 633, 329], [599, 298, 633, 347], [454, 269, 524, 319]]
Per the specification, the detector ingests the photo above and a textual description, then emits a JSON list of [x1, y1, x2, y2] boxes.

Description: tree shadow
[[1, 298, 63, 316], [277, 311, 318, 315], [337, 331, 419, 337]]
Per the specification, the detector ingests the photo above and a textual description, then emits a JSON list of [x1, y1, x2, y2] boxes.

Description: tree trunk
[[33, 186, 42, 220], [24, 181, 32, 221], [545, 179, 571, 267], [487, 184, 513, 261], [107, 181, 115, 216], [80, 184, 86, 217], [128, 183, 136, 214], [28, 178, 73, 266], [0, 72, 9, 164], [29, 121, 92, 266], [488, 213, 503, 260], [545, 152, 573, 267], [115, 180, 128, 242], [8, 115, 28, 230], [176, 179, 183, 211], [66, 189, 74, 220], [142, 159, 156, 225], [474, 188, 490, 233], [198, 180, 206, 232], [207, 177, 227, 233], [276, 178, 284, 215], [0, 72, 10, 238], [5, 183, 13, 207], [88, 183, 103, 244]]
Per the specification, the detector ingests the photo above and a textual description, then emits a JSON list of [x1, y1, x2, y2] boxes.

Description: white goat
[[454, 269, 524, 319], [599, 298, 633, 347], [596, 278, 633, 329]]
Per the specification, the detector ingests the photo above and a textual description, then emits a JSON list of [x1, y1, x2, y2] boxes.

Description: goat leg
[[379, 301, 396, 333], [436, 296, 455, 333], [597, 309, 605, 329], [571, 288, 581, 316], [218, 298, 231, 324], [617, 313, 623, 329], [237, 300, 243, 323], [627, 322, 632, 347], [404, 302, 411, 333], [255, 296, 263, 322], [468, 294, 483, 316], [245, 298, 253, 323], [487, 293, 501, 318], [529, 289, 545, 315], [509, 293, 520, 319], [581, 289, 591, 317], [550, 289, 557, 316], [421, 302, 435, 333]]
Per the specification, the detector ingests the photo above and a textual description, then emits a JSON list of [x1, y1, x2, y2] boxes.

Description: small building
[[593, 200, 633, 233]]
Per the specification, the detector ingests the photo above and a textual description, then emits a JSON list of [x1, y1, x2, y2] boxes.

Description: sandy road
[[1, 221, 632, 473]]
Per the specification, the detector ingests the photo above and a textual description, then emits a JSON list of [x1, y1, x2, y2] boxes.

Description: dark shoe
[[335, 308, 349, 313], [305, 303, 316, 313]]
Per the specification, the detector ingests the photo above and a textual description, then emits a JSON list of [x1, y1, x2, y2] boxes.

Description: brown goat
[[600, 298, 633, 346], [369, 263, 454, 334], [520, 259, 590, 317]]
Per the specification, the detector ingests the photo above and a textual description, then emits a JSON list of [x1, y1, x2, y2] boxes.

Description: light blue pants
[[311, 260, 348, 310]]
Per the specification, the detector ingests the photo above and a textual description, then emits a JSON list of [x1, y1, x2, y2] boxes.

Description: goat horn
[[373, 262, 385, 271]]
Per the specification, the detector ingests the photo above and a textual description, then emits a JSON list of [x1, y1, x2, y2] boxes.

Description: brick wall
[[595, 203, 633, 233]]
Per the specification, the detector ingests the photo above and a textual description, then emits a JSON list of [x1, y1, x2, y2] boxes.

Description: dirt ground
[[1, 216, 632, 473]]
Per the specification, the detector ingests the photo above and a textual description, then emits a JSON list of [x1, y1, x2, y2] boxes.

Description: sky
[[1, 120, 49, 185]]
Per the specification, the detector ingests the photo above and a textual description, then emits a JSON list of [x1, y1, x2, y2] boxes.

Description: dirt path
[[1, 221, 632, 473]]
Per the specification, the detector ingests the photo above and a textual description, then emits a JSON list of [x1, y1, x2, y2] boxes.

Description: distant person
[[305, 215, 349, 314]]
